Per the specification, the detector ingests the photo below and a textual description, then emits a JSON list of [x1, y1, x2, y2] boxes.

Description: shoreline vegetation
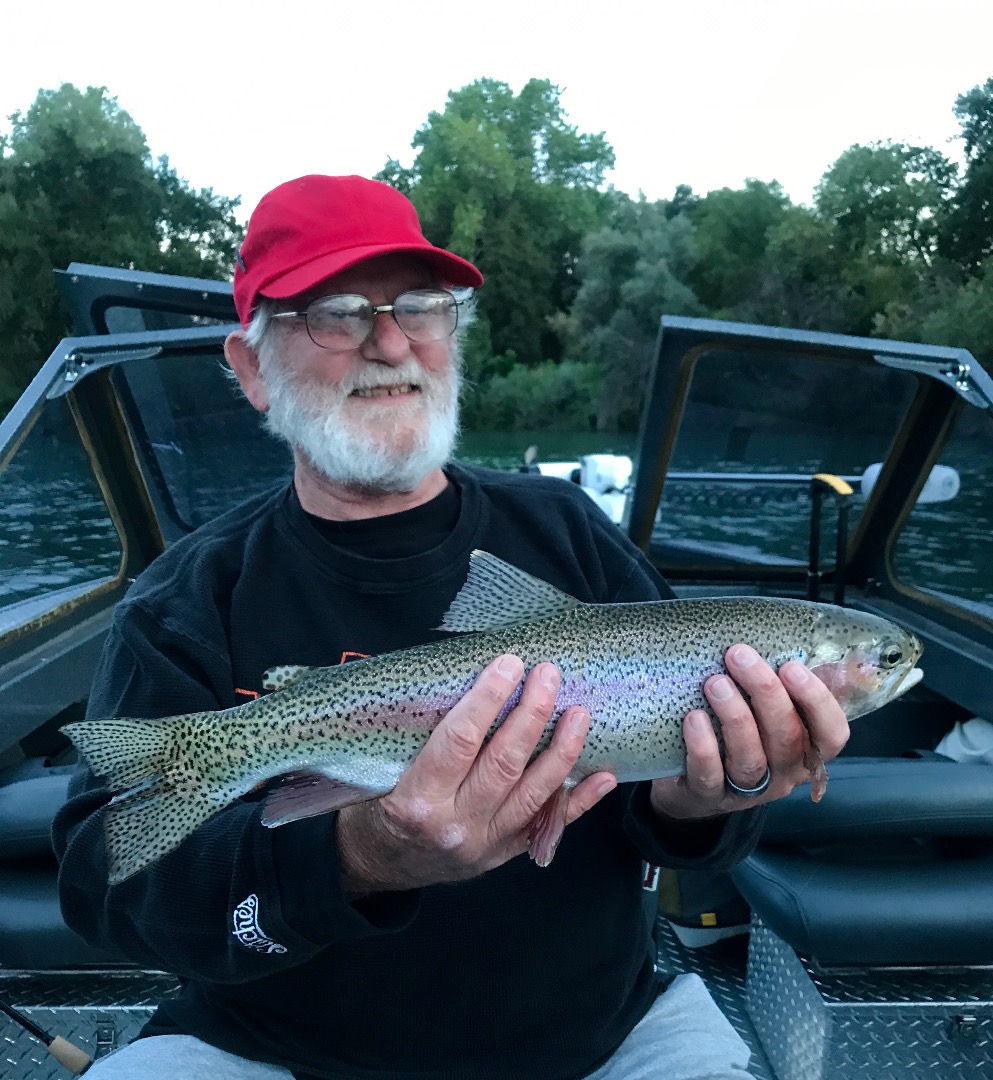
[[2, 77, 993, 428]]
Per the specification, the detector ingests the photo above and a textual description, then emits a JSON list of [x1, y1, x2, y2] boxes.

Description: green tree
[[0, 84, 242, 412], [379, 78, 615, 369], [664, 183, 698, 220], [814, 141, 957, 264], [728, 206, 857, 331], [569, 197, 704, 430], [952, 77, 993, 159], [463, 359, 601, 433], [875, 258, 993, 366], [812, 141, 957, 334], [686, 179, 791, 312], [940, 78, 993, 272]]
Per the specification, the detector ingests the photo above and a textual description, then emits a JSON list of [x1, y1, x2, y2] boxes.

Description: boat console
[[1, 268, 992, 1077]]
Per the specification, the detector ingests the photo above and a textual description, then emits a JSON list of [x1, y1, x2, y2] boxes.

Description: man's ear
[[224, 331, 270, 413]]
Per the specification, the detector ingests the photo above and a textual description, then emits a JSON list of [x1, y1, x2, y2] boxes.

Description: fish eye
[[880, 641, 905, 668]]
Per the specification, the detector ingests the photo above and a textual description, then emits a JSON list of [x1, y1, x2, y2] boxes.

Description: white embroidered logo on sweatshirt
[[232, 893, 288, 954]]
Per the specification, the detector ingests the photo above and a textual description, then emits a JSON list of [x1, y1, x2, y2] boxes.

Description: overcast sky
[[4, 0, 992, 222]]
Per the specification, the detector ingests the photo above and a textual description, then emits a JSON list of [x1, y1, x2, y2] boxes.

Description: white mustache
[[338, 362, 427, 396], [257, 346, 462, 493]]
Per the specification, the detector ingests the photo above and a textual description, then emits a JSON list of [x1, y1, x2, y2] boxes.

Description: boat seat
[[731, 757, 993, 967], [0, 766, 129, 968]]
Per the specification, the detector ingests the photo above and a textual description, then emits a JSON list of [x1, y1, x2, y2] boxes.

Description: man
[[55, 175, 849, 1080]]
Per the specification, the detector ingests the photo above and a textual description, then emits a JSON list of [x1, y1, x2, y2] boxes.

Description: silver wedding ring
[[725, 766, 772, 798]]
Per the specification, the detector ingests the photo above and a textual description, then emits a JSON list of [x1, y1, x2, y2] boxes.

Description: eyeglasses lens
[[305, 291, 457, 350], [393, 291, 458, 342], [306, 295, 370, 350]]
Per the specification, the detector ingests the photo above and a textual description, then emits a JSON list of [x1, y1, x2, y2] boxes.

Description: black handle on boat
[[808, 474, 853, 607], [0, 995, 93, 1074]]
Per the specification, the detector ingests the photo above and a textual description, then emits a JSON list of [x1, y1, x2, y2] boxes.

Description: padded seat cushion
[[759, 759, 993, 844], [732, 758, 993, 966], [733, 846, 993, 965], [0, 771, 73, 859], [0, 860, 129, 968]]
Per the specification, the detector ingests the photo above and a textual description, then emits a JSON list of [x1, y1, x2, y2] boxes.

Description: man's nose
[[360, 310, 410, 363]]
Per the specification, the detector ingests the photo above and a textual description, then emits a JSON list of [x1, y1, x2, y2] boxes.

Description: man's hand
[[336, 655, 617, 895], [650, 644, 850, 820]]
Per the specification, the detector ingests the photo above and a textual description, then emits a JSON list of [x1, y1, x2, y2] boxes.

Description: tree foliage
[[815, 141, 957, 264], [939, 78, 993, 272], [810, 141, 959, 333], [569, 197, 704, 430], [684, 180, 790, 313], [0, 84, 242, 412], [378, 78, 614, 371], [6, 74, 993, 433], [462, 359, 601, 433], [718, 207, 857, 331]]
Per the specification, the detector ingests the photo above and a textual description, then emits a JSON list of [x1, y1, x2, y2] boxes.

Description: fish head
[[804, 606, 924, 720]]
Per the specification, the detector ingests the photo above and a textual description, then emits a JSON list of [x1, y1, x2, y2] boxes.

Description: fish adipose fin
[[261, 773, 383, 827], [439, 550, 582, 633], [63, 715, 221, 885], [262, 665, 315, 692]]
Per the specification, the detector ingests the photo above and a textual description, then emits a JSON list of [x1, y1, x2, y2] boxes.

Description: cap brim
[[260, 243, 483, 301]]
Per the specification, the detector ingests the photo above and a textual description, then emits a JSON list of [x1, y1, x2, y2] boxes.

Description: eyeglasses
[[269, 289, 462, 352]]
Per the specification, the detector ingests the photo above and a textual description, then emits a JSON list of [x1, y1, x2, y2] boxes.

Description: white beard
[[258, 346, 462, 493]]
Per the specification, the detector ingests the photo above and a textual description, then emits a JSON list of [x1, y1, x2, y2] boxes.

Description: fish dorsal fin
[[439, 550, 582, 633]]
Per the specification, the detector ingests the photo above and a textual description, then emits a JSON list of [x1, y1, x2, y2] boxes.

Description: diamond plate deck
[[0, 970, 178, 1079], [1, 932, 777, 1080], [745, 919, 993, 1079], [7, 925, 990, 1079], [655, 919, 777, 1080]]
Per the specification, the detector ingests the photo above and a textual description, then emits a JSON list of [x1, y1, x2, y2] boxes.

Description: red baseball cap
[[233, 175, 484, 327]]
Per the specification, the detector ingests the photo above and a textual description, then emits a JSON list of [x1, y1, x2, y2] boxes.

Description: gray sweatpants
[[82, 973, 753, 1079]]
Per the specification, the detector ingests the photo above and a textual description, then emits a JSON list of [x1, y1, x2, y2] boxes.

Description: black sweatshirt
[[54, 463, 763, 1080]]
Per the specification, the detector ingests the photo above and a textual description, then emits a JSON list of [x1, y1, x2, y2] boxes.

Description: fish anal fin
[[261, 772, 384, 827], [439, 550, 582, 634], [262, 665, 314, 692], [527, 784, 571, 867]]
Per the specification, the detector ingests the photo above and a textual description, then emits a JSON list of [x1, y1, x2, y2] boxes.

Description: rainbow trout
[[64, 551, 923, 884]]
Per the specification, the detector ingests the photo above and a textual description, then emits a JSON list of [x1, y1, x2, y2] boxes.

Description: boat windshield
[[894, 402, 993, 618], [0, 398, 123, 635], [655, 345, 917, 570], [112, 351, 292, 532]]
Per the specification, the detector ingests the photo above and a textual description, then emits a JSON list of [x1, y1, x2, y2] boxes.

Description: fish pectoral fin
[[262, 665, 315, 692], [438, 550, 582, 634], [805, 740, 829, 803], [260, 772, 384, 827], [527, 784, 571, 867]]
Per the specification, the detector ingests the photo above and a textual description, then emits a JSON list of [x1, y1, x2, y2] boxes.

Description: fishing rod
[[0, 995, 92, 1075]]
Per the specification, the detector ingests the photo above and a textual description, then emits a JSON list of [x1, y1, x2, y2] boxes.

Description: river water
[[1, 406, 990, 622]]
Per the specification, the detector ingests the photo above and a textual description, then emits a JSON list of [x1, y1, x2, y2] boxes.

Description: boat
[[1, 263, 992, 1078]]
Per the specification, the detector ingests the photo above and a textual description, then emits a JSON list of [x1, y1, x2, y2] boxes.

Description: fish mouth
[[892, 665, 924, 698]]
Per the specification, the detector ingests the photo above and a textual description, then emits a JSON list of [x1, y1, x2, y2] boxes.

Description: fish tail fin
[[62, 715, 220, 884], [63, 717, 180, 793]]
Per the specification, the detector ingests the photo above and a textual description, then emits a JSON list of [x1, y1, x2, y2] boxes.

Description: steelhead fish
[[64, 551, 924, 884]]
